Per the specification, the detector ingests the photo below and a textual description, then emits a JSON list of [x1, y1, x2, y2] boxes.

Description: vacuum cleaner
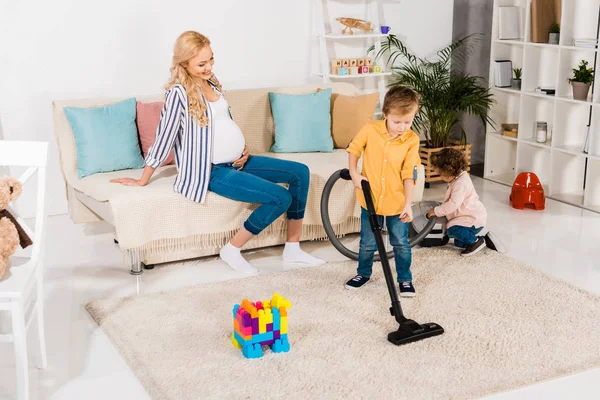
[[321, 169, 448, 261], [321, 169, 445, 345]]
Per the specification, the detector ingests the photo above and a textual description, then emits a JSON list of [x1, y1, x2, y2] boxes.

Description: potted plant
[[368, 34, 495, 184], [569, 60, 594, 101], [512, 67, 522, 90], [549, 23, 560, 45]]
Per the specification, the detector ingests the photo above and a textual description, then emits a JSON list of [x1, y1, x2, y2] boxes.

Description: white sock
[[282, 242, 326, 265], [219, 243, 257, 274]]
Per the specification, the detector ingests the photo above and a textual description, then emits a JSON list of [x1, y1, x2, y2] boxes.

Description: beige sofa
[[52, 82, 424, 274]]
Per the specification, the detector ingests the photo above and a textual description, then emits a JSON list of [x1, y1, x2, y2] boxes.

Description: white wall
[[0, 0, 453, 218]]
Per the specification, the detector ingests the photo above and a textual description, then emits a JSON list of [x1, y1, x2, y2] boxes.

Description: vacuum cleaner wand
[[360, 179, 445, 345]]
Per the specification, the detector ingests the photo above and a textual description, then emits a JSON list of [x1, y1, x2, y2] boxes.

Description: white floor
[[1, 177, 599, 400]]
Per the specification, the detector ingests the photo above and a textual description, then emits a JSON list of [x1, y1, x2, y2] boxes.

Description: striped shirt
[[145, 81, 228, 204]]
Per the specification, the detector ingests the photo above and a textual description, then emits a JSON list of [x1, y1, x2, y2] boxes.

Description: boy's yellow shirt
[[346, 119, 421, 216]]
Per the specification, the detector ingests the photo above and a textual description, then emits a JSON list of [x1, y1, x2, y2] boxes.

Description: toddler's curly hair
[[430, 148, 468, 177]]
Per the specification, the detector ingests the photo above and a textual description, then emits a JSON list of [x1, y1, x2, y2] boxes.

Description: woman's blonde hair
[[165, 31, 223, 126]]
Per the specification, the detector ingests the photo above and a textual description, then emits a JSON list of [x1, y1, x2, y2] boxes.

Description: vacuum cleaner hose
[[321, 168, 439, 261]]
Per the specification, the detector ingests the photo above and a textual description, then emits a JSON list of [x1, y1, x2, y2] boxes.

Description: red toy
[[510, 172, 545, 210]]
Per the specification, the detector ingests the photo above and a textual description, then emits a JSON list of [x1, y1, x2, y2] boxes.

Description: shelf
[[325, 72, 392, 79], [522, 90, 555, 100], [551, 190, 586, 206], [560, 45, 598, 52], [493, 39, 525, 45], [492, 87, 522, 95], [520, 137, 552, 149], [489, 131, 519, 142], [526, 42, 560, 49], [583, 204, 600, 213], [555, 94, 595, 106], [323, 33, 390, 40], [553, 143, 588, 158], [586, 152, 600, 161], [485, 173, 517, 187]]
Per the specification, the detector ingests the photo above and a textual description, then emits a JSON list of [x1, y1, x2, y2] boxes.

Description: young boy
[[345, 86, 421, 297]]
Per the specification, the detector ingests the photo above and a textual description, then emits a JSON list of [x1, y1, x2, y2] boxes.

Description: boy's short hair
[[382, 85, 419, 115], [430, 148, 468, 177]]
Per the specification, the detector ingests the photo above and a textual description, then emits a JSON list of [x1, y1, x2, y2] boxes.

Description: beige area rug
[[86, 249, 600, 400]]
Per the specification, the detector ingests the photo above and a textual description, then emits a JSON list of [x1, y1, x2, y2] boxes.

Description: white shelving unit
[[486, 0, 600, 213], [314, 0, 390, 113]]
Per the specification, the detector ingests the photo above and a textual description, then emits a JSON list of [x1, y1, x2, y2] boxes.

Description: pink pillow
[[136, 101, 175, 166]]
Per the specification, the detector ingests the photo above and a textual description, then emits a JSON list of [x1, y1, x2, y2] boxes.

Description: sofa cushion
[[64, 98, 146, 178], [268, 89, 334, 153], [136, 101, 175, 166], [331, 92, 379, 149]]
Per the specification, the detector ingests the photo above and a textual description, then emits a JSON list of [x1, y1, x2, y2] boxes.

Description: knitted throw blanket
[[108, 153, 361, 260]]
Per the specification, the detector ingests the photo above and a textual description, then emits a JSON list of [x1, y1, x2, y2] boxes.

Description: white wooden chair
[[0, 140, 48, 400]]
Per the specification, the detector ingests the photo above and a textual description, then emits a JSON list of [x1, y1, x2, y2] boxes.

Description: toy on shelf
[[231, 293, 292, 359], [331, 58, 374, 75], [510, 172, 546, 210], [336, 17, 374, 35]]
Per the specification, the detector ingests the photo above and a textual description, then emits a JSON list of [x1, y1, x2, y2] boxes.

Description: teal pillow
[[64, 98, 145, 179], [269, 89, 334, 153]]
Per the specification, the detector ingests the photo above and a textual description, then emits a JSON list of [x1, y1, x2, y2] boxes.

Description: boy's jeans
[[357, 207, 412, 283]]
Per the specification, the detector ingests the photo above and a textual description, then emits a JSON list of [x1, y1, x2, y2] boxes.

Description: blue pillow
[[269, 89, 334, 153], [64, 98, 145, 179]]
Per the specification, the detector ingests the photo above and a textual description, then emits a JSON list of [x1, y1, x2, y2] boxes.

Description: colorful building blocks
[[231, 293, 292, 359], [330, 58, 374, 75]]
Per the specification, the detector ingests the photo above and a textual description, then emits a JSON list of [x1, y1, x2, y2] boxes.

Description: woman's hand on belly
[[232, 145, 249, 170]]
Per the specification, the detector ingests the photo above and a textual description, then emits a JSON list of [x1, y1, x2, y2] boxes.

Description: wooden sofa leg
[[129, 250, 143, 275]]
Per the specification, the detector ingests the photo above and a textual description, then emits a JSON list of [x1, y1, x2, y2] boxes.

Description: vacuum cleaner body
[[409, 201, 449, 247]]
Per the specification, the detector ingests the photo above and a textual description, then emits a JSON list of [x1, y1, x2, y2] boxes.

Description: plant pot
[[420, 140, 472, 184], [571, 81, 591, 101], [511, 79, 522, 90], [549, 33, 560, 45]]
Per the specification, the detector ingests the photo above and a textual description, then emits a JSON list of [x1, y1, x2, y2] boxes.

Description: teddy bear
[[0, 177, 33, 280]]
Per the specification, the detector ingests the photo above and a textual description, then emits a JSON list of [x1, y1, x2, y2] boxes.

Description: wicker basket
[[420, 140, 472, 185]]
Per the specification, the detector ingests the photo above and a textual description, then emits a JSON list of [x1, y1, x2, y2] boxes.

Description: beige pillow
[[330, 93, 379, 148]]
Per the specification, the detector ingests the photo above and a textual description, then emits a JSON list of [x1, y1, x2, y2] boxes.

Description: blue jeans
[[357, 208, 412, 283], [446, 225, 483, 248], [208, 155, 309, 235]]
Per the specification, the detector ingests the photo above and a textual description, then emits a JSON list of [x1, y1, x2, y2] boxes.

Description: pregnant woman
[[112, 31, 325, 273]]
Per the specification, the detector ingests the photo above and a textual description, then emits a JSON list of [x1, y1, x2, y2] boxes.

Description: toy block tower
[[231, 293, 292, 358]]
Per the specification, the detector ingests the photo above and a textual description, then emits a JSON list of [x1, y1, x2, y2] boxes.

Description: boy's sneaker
[[399, 282, 416, 297], [484, 231, 506, 253], [461, 237, 486, 257], [345, 275, 370, 290]]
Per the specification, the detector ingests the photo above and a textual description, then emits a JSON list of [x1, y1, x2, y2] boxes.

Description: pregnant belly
[[212, 120, 246, 164]]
